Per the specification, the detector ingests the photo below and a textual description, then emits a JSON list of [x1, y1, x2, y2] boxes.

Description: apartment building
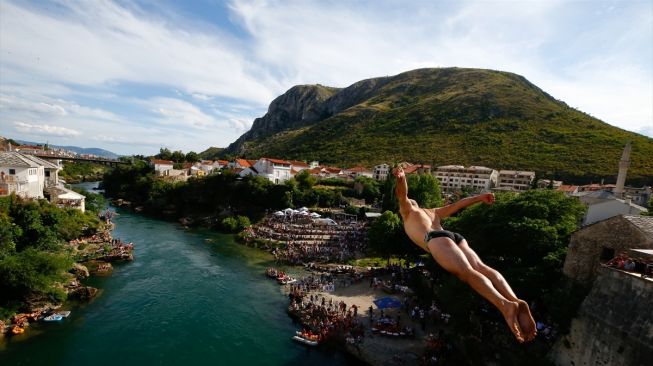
[[434, 165, 498, 192]]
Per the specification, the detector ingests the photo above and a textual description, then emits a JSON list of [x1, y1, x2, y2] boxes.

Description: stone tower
[[614, 142, 631, 198]]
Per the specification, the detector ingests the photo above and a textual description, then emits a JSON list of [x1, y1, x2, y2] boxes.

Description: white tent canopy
[[273, 211, 285, 216], [310, 212, 321, 218], [298, 207, 309, 212]]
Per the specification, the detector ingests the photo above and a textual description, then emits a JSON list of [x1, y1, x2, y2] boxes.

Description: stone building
[[563, 214, 653, 286]]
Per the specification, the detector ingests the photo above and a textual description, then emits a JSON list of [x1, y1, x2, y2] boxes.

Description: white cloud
[[14, 121, 81, 137], [0, 0, 651, 155]]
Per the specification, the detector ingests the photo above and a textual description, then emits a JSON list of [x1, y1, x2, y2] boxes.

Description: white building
[[0, 151, 46, 198], [435, 165, 498, 192], [242, 158, 293, 184], [373, 163, 390, 181], [150, 159, 174, 175], [577, 190, 648, 226], [344, 166, 373, 179], [497, 170, 535, 191]]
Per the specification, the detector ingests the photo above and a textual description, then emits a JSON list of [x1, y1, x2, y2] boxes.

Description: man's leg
[[458, 240, 537, 341], [426, 237, 524, 342]]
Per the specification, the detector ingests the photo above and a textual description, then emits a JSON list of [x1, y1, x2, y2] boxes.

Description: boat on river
[[11, 325, 25, 335], [43, 314, 63, 322], [292, 332, 319, 346], [55, 311, 71, 318]]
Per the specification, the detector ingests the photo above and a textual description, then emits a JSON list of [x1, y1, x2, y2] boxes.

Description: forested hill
[[223, 68, 653, 185]]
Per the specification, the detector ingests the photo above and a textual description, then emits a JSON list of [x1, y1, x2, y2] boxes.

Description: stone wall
[[550, 266, 653, 366], [563, 216, 653, 286]]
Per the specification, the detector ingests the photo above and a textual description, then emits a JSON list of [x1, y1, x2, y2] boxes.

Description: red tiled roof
[[218, 160, 229, 165], [151, 159, 174, 165], [557, 185, 579, 192], [289, 160, 309, 167], [325, 167, 342, 174], [347, 166, 369, 173], [235, 159, 252, 168], [263, 157, 291, 165], [308, 168, 322, 175]]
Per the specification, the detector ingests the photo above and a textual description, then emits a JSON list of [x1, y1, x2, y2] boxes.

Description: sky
[[0, 0, 651, 156]]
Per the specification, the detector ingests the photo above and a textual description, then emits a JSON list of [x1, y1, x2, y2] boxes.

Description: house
[[162, 168, 189, 182], [403, 164, 432, 175], [0, 151, 46, 198], [322, 167, 345, 179], [343, 166, 373, 179], [288, 160, 310, 172], [435, 165, 498, 192], [245, 158, 293, 184], [563, 214, 653, 286], [47, 186, 86, 212], [623, 186, 652, 207], [229, 158, 255, 169], [150, 159, 174, 175], [557, 185, 580, 195], [497, 170, 535, 191], [373, 163, 390, 181], [576, 190, 648, 226], [536, 179, 563, 190]]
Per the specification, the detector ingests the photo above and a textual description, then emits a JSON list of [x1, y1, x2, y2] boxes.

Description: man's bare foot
[[517, 300, 537, 342], [501, 300, 524, 343]]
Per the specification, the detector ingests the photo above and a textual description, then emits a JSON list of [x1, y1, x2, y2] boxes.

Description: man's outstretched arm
[[435, 192, 495, 218], [393, 167, 412, 217]]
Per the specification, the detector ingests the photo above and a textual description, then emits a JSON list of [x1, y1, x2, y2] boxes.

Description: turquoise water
[[1, 182, 355, 365]]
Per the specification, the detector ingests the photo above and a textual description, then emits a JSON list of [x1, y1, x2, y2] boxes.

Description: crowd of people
[[606, 253, 653, 277], [288, 293, 365, 346], [243, 215, 367, 264]]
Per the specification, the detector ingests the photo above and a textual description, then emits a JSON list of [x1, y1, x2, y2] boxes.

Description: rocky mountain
[[224, 68, 653, 184]]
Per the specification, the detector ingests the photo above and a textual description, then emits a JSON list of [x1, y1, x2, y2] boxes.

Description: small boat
[[292, 335, 319, 346], [55, 311, 71, 318], [11, 326, 25, 335], [278, 276, 297, 285], [43, 314, 63, 322]]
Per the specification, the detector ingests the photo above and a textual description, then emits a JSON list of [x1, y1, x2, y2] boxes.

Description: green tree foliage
[[354, 176, 381, 202], [185, 151, 199, 163], [0, 248, 72, 301], [73, 189, 106, 214], [383, 173, 443, 212], [445, 190, 586, 299], [295, 170, 317, 190], [0, 195, 100, 304], [60, 162, 108, 182], [157, 148, 172, 160], [367, 211, 405, 259]]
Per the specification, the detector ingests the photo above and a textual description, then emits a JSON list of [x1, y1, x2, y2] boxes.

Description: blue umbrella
[[373, 296, 402, 309]]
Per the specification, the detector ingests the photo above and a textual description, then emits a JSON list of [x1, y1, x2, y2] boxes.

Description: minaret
[[614, 142, 631, 198]]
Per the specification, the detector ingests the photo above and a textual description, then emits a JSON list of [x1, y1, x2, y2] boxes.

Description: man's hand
[[392, 166, 405, 179], [479, 192, 495, 205]]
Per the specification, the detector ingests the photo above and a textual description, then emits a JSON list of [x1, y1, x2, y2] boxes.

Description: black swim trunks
[[424, 230, 465, 246]]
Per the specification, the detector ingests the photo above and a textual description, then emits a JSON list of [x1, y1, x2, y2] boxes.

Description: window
[[45, 171, 50, 177], [9, 169, 15, 175], [600, 247, 615, 262]]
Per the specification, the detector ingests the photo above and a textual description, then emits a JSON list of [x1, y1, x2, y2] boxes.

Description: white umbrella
[[283, 208, 294, 214], [292, 210, 300, 214], [299, 211, 309, 216], [298, 207, 309, 212], [310, 212, 321, 218], [273, 211, 285, 216]]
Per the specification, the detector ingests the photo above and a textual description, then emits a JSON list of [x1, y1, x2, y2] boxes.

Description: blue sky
[[1, 0, 651, 156]]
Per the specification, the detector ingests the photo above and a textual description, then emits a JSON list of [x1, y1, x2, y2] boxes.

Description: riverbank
[[0, 200, 133, 338]]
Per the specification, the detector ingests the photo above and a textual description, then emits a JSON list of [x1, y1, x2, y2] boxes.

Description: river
[[1, 182, 355, 365]]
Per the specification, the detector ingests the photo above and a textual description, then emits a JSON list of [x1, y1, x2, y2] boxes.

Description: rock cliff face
[[225, 77, 391, 156], [549, 266, 653, 366]]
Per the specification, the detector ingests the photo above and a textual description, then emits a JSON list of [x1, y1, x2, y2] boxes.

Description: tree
[[157, 147, 172, 161], [382, 173, 443, 212], [185, 151, 199, 163], [368, 211, 404, 260], [170, 150, 185, 163], [445, 189, 586, 298], [295, 170, 316, 190]]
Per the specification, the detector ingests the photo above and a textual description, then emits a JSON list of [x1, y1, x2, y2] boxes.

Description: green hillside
[[225, 68, 653, 185]]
